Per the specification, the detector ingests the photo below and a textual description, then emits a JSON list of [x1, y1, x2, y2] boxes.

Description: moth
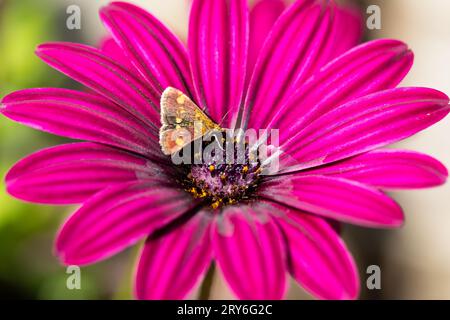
[[159, 87, 222, 155]]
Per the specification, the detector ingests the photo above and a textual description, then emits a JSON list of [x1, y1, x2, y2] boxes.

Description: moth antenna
[[219, 110, 232, 127]]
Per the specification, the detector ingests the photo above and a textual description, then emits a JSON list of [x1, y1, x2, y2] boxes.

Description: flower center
[[181, 141, 262, 209]]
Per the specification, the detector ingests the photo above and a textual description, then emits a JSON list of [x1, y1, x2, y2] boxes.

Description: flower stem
[[199, 263, 215, 300]]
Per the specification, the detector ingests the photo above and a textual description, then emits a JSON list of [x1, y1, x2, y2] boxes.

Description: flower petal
[[56, 182, 197, 265], [5, 142, 164, 204], [1, 88, 162, 157], [135, 213, 213, 300], [189, 0, 249, 126], [213, 205, 286, 299], [300, 149, 448, 189], [247, 0, 286, 80], [239, 0, 335, 129], [281, 87, 450, 171], [100, 2, 195, 97], [265, 39, 413, 132], [99, 36, 131, 68], [273, 203, 359, 299], [36, 42, 161, 127], [329, 5, 363, 58], [261, 175, 404, 228]]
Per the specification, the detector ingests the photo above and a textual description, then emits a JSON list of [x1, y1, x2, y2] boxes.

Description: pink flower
[[1, 0, 449, 300]]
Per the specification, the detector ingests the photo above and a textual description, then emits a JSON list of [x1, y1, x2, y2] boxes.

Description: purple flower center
[[181, 141, 262, 209]]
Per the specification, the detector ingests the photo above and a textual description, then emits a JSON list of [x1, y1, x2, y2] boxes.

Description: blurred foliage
[[0, 0, 132, 299], [0, 0, 60, 95]]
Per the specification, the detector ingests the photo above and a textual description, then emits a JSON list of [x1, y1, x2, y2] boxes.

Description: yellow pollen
[[242, 166, 249, 174], [209, 165, 215, 172], [175, 117, 183, 124], [211, 200, 221, 209]]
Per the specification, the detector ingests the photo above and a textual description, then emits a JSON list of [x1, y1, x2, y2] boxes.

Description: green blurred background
[[0, 0, 450, 299]]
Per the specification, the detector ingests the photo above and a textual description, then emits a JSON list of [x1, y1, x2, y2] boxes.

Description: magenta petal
[[261, 175, 404, 228], [99, 36, 131, 68], [189, 0, 249, 126], [100, 2, 195, 96], [266, 39, 413, 132], [329, 5, 363, 58], [247, 0, 286, 81], [56, 182, 196, 265], [1, 88, 162, 157], [301, 149, 448, 189], [274, 204, 359, 300], [281, 87, 450, 170], [135, 213, 212, 300], [35, 42, 161, 127], [5, 142, 161, 204], [241, 0, 335, 129], [213, 206, 286, 299]]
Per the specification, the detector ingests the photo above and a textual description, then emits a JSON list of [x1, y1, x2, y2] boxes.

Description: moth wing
[[160, 87, 199, 127], [159, 87, 221, 155], [159, 126, 195, 155]]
